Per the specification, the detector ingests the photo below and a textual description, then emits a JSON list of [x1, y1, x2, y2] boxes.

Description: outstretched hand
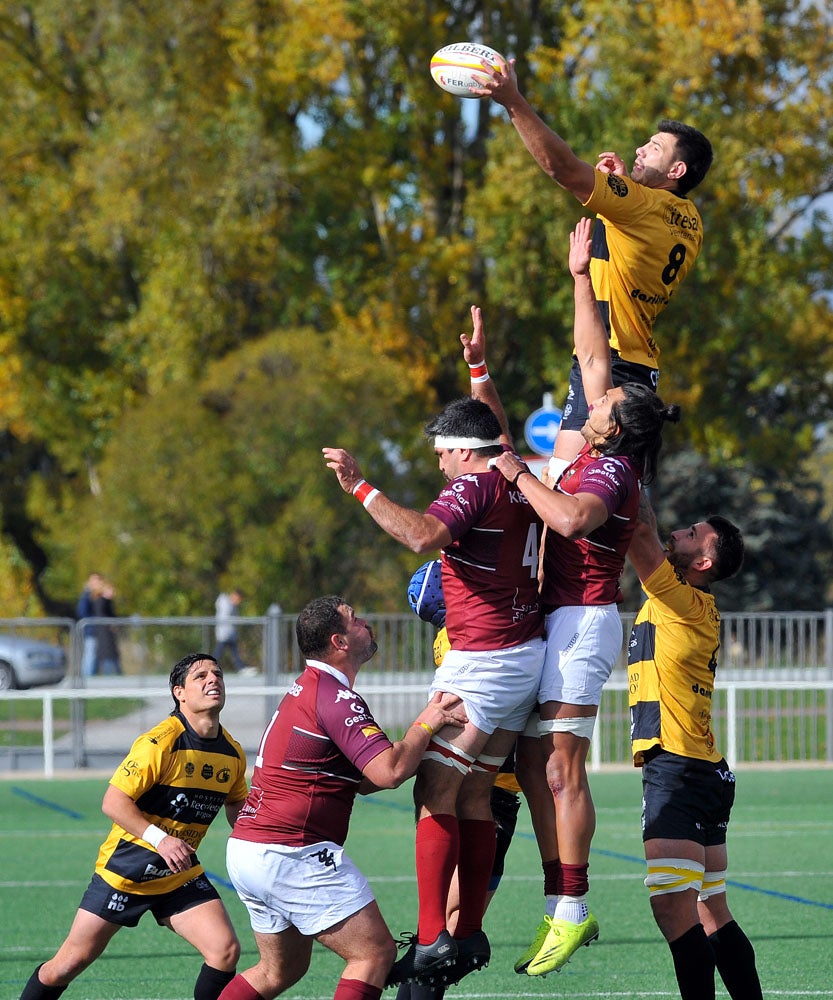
[[596, 150, 629, 177], [470, 55, 518, 104], [460, 304, 486, 366], [322, 447, 364, 495], [568, 217, 593, 278]]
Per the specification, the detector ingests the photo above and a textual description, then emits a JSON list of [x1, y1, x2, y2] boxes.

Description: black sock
[[668, 924, 716, 1000], [20, 965, 68, 1000], [708, 920, 763, 1000], [194, 963, 236, 1000]]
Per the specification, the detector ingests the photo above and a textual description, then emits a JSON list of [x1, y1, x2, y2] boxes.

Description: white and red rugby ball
[[429, 41, 505, 98]]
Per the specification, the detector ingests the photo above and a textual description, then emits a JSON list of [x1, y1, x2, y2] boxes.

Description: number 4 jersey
[[583, 168, 704, 369]]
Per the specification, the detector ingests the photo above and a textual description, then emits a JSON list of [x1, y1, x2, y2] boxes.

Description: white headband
[[434, 435, 502, 450]]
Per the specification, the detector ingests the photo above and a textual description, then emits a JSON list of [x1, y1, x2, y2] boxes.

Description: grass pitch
[[2, 767, 832, 999]]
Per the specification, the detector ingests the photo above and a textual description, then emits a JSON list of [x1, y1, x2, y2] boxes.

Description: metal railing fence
[[2, 609, 833, 774]]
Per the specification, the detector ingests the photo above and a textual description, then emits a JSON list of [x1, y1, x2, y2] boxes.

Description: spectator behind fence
[[214, 588, 245, 673], [92, 579, 122, 676], [76, 573, 103, 678]]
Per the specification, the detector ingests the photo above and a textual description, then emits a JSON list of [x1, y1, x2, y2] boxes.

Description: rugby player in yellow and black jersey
[[474, 59, 712, 476], [626, 493, 762, 1000], [19, 653, 249, 1000]]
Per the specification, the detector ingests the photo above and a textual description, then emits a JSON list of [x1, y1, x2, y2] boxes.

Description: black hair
[[657, 119, 713, 194], [601, 384, 681, 485], [296, 595, 349, 658], [705, 515, 744, 582], [424, 397, 503, 457], [169, 652, 218, 711]]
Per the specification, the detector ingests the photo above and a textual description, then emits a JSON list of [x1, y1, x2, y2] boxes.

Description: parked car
[[0, 634, 67, 690]]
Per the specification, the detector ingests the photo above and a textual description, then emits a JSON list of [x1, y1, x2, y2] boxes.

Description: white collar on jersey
[[305, 658, 351, 689]]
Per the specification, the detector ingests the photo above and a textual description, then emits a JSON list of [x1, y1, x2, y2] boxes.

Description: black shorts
[[78, 871, 222, 928], [560, 352, 660, 431], [641, 751, 735, 846]]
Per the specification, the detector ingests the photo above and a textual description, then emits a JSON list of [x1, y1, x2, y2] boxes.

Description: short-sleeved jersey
[[427, 467, 543, 650], [97, 711, 248, 895], [583, 169, 704, 368], [231, 662, 393, 847], [628, 558, 723, 766], [541, 444, 641, 610]]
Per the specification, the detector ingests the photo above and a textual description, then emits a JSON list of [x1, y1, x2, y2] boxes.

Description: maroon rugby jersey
[[231, 663, 392, 846], [427, 466, 543, 651], [541, 443, 641, 610]]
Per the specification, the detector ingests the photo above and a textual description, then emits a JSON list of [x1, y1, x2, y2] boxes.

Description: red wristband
[[352, 480, 380, 508], [468, 362, 489, 382]]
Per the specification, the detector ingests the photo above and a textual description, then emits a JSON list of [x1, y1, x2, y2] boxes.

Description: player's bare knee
[[203, 934, 241, 971]]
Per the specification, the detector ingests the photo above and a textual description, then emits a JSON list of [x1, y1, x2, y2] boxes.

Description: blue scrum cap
[[407, 559, 446, 629]]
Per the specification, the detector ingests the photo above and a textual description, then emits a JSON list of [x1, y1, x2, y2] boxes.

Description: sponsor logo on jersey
[[142, 863, 175, 880], [216, 766, 231, 784], [361, 725, 382, 738], [201, 764, 214, 780], [606, 175, 628, 197], [185, 762, 195, 777], [170, 792, 190, 816], [335, 688, 354, 702], [288, 681, 303, 697], [631, 287, 670, 307], [663, 203, 700, 233]]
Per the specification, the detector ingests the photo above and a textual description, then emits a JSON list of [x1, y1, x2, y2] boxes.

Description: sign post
[[524, 393, 562, 458]]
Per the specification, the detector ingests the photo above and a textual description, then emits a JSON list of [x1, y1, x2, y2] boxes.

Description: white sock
[[544, 893, 558, 918], [553, 893, 588, 923]]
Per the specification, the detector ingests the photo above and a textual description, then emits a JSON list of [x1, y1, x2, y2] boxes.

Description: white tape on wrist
[[142, 824, 167, 849]]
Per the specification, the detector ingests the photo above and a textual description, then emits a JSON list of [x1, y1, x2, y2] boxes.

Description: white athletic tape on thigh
[[522, 711, 540, 738], [423, 735, 476, 774], [698, 869, 727, 900], [471, 753, 504, 774], [537, 715, 597, 739], [644, 858, 705, 896]]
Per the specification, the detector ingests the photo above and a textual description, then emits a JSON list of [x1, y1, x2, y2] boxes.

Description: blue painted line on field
[[204, 868, 235, 891], [361, 798, 833, 910], [590, 845, 833, 910], [11, 785, 85, 819]]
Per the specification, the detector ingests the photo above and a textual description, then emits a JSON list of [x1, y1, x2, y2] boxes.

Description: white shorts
[[539, 605, 622, 706], [226, 837, 375, 936], [430, 637, 545, 733]]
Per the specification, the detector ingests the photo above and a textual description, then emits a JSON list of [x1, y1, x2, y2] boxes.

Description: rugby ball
[[429, 41, 505, 98]]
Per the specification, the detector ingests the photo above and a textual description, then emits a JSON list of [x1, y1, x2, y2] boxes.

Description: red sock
[[333, 979, 382, 1000], [558, 862, 589, 897], [542, 858, 560, 896], [216, 975, 265, 1000], [415, 813, 459, 943], [453, 818, 496, 938]]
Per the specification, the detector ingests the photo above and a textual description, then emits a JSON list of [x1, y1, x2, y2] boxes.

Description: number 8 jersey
[[583, 168, 704, 369]]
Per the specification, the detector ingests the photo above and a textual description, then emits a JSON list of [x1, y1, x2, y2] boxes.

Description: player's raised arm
[[461, 304, 513, 448], [627, 489, 668, 583], [569, 217, 612, 405], [322, 446, 452, 553], [473, 58, 596, 203]]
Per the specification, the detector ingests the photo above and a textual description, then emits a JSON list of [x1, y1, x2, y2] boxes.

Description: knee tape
[[644, 858, 705, 897], [537, 715, 597, 740], [698, 869, 727, 901]]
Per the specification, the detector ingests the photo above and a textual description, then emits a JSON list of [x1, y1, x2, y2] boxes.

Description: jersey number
[[522, 523, 540, 579], [661, 244, 687, 285]]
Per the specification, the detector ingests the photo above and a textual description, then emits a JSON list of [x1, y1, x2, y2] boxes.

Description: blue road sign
[[524, 405, 562, 457]]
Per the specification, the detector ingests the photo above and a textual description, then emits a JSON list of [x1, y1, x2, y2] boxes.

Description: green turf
[[2, 768, 832, 999]]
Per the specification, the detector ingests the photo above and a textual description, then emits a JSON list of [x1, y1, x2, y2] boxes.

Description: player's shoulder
[[135, 713, 184, 752]]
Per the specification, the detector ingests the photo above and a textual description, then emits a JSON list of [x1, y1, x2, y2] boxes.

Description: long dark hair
[[600, 384, 681, 485]]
